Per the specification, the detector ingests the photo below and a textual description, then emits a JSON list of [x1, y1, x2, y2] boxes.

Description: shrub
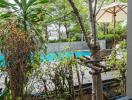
[[97, 33, 120, 40]]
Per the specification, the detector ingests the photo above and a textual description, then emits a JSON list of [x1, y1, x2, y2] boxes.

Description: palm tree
[[0, 0, 48, 99], [0, 0, 48, 32]]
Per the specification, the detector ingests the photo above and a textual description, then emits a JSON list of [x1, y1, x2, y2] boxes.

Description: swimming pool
[[0, 51, 91, 66], [41, 51, 91, 62]]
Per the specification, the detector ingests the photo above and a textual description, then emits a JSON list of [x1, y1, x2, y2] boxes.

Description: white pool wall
[[47, 40, 106, 52]]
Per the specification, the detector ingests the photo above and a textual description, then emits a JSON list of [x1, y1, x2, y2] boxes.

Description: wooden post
[[90, 70, 103, 100], [96, 73, 103, 100], [92, 74, 96, 100], [74, 54, 83, 100]]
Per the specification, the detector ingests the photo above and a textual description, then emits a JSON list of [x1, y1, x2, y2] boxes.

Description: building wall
[[127, 0, 132, 96]]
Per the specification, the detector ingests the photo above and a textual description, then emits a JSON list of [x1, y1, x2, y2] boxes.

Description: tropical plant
[[106, 41, 127, 95], [0, 0, 49, 49], [97, 33, 120, 40], [0, 0, 49, 99]]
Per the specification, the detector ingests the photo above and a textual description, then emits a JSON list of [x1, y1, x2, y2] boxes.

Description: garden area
[[0, 0, 128, 100]]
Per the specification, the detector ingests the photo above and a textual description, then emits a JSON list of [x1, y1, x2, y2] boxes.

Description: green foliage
[[106, 42, 127, 80], [49, 35, 80, 43], [31, 52, 41, 69], [0, 0, 49, 10], [105, 0, 128, 3], [40, 58, 77, 99], [97, 22, 127, 42], [119, 41, 127, 49], [0, 21, 42, 99], [106, 42, 127, 94], [97, 33, 120, 40], [0, 0, 11, 8], [0, 89, 11, 100]]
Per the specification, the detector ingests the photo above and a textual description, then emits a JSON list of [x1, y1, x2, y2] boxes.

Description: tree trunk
[[58, 23, 61, 40], [64, 23, 69, 38], [67, 0, 91, 49], [45, 25, 49, 41], [23, 13, 28, 33], [9, 64, 24, 100], [88, 0, 97, 46], [68, 0, 103, 100], [64, 5, 69, 38], [88, 0, 103, 100]]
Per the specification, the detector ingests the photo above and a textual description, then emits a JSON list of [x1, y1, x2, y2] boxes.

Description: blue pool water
[[41, 51, 91, 62], [0, 51, 91, 67], [0, 54, 5, 67]]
